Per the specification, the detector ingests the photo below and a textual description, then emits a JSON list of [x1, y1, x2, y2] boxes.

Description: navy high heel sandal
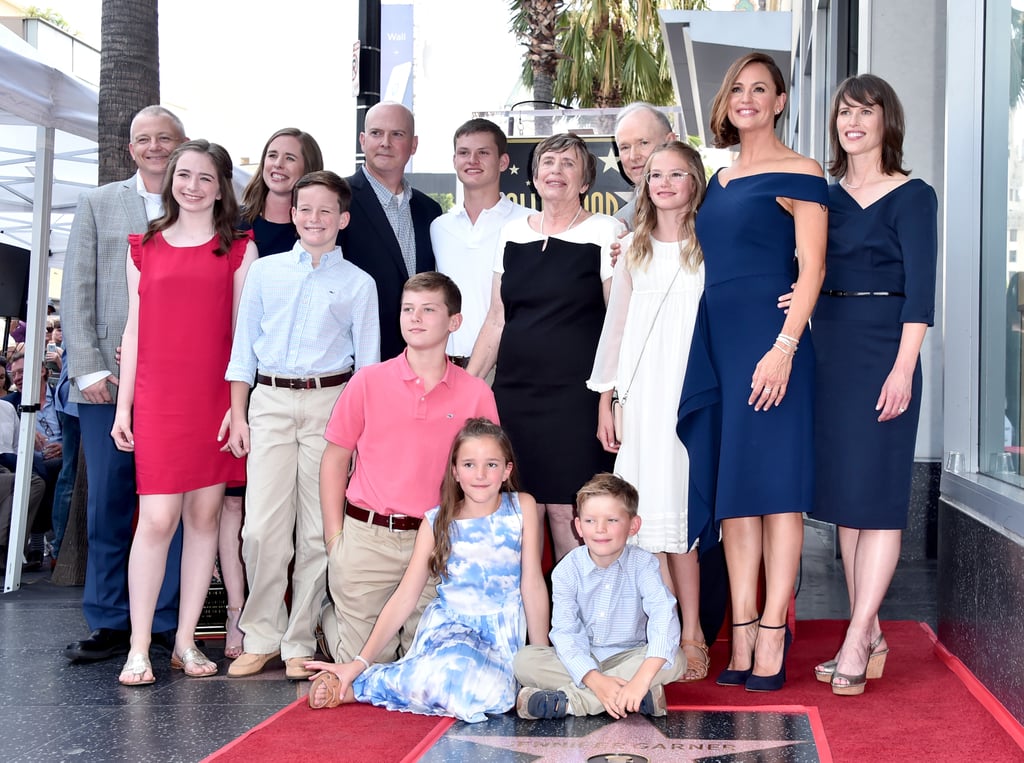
[[715, 616, 760, 686], [745, 623, 792, 692]]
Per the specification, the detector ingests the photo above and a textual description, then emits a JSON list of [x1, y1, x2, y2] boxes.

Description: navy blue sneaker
[[517, 688, 569, 719]]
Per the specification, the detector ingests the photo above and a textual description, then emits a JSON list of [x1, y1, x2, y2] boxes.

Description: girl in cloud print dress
[[304, 418, 549, 722]]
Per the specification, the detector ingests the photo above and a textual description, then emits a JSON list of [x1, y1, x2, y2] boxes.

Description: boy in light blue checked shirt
[[223, 170, 379, 681], [513, 473, 684, 719]]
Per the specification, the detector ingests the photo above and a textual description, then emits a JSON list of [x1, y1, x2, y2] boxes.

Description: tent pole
[[4, 125, 54, 592]]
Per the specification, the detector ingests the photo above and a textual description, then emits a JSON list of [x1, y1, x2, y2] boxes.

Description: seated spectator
[[50, 347, 80, 561], [0, 398, 46, 567], [0, 352, 61, 568], [45, 320, 62, 377]]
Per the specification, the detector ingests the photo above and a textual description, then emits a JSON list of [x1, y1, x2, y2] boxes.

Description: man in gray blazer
[[61, 106, 187, 662]]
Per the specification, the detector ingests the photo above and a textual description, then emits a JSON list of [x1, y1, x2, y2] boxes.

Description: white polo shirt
[[430, 196, 531, 357]]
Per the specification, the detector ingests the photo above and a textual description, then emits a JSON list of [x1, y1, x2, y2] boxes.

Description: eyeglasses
[[645, 170, 691, 184]]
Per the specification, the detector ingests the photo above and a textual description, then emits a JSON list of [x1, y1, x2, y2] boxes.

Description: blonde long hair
[[626, 141, 707, 273]]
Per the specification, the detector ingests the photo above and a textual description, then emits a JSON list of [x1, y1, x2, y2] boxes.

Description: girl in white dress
[[588, 141, 708, 680]]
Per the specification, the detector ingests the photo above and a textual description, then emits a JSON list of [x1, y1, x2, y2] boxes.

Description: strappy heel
[[224, 605, 244, 659], [745, 623, 792, 693], [680, 639, 710, 682], [814, 632, 888, 683], [716, 616, 760, 686], [830, 633, 889, 696]]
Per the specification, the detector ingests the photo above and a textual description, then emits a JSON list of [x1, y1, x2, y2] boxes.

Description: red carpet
[[664, 620, 1024, 762], [204, 621, 1024, 763], [202, 701, 453, 763]]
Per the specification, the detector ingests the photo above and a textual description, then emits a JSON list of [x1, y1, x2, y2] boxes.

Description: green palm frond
[[510, 0, 708, 108]]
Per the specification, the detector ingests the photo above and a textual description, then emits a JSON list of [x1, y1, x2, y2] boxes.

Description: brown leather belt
[[256, 371, 352, 390], [345, 502, 422, 532], [447, 355, 470, 369]]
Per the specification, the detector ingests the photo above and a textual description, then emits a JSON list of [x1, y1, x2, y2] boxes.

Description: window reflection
[[992, 4, 1024, 484]]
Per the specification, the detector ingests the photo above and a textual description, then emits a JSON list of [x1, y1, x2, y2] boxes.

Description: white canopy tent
[[0, 23, 98, 590]]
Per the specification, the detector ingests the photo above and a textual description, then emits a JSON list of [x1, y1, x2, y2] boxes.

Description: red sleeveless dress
[[128, 231, 249, 494]]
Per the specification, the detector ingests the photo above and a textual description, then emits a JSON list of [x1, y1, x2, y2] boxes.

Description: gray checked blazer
[[61, 175, 150, 405]]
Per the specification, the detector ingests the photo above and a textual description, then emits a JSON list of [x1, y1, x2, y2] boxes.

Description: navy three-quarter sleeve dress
[[811, 179, 938, 529]]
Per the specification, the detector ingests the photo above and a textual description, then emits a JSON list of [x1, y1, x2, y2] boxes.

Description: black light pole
[[355, 0, 381, 167]]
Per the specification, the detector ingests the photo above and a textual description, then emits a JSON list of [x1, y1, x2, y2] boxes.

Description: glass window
[[979, 2, 1024, 484]]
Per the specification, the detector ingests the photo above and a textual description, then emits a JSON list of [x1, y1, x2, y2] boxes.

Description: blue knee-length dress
[[812, 180, 937, 529], [677, 171, 828, 546], [353, 492, 526, 723]]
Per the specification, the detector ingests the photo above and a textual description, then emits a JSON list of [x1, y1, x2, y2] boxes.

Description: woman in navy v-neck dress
[[810, 75, 937, 696]]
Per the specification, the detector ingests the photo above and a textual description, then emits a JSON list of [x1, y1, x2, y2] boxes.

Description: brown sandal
[[308, 670, 343, 709], [680, 639, 710, 682]]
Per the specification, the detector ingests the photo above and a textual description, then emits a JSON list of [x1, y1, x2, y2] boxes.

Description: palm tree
[[98, 0, 160, 184], [554, 0, 707, 108], [510, 1, 707, 113], [509, 0, 564, 108]]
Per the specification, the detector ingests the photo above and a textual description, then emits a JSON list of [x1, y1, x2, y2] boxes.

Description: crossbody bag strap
[[618, 265, 682, 403]]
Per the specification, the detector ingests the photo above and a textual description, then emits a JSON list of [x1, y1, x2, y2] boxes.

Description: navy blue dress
[[812, 180, 937, 529], [677, 171, 828, 548]]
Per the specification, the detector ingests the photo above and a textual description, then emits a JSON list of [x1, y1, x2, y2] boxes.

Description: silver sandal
[[118, 652, 155, 686], [170, 646, 218, 678]]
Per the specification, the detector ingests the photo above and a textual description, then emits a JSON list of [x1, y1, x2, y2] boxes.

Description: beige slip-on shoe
[[285, 656, 316, 681], [227, 650, 280, 678]]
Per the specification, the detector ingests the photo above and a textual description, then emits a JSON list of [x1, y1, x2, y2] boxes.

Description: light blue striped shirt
[[225, 242, 380, 383], [550, 543, 680, 687], [363, 165, 416, 277]]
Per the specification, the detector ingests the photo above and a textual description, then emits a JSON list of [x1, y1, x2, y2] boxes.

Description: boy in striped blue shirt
[[513, 473, 684, 719]]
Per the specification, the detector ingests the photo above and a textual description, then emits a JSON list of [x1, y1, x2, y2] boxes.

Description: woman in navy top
[[810, 75, 937, 696]]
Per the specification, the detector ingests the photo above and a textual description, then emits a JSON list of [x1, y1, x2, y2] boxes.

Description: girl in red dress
[[112, 140, 257, 686]]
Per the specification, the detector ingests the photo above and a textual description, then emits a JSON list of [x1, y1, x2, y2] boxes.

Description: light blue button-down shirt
[[225, 241, 380, 383], [550, 543, 680, 687]]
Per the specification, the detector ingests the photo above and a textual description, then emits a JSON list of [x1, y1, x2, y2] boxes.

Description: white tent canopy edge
[[1, 23, 98, 591]]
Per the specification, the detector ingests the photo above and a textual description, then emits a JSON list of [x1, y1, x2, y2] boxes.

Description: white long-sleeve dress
[[588, 235, 704, 553]]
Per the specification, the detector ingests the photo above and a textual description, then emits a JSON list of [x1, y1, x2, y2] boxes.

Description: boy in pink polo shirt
[[319, 272, 498, 664]]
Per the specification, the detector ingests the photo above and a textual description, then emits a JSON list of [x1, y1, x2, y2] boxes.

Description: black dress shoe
[[64, 628, 130, 662], [151, 630, 177, 653]]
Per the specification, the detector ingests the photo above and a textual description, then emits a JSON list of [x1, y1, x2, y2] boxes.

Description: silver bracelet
[[353, 654, 371, 670]]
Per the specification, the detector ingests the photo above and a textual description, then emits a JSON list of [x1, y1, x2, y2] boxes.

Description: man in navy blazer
[[61, 106, 187, 662], [338, 102, 442, 360]]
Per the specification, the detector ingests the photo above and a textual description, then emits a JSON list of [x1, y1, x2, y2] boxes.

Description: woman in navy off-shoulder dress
[[809, 75, 937, 697], [676, 53, 827, 693]]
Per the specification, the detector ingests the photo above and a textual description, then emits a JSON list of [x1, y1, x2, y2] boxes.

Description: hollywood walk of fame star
[[420, 710, 821, 763], [600, 147, 621, 174]]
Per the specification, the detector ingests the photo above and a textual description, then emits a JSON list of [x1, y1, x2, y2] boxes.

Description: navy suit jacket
[[339, 170, 442, 360]]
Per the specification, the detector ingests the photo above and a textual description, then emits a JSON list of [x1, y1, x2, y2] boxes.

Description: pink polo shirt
[[324, 351, 499, 518]]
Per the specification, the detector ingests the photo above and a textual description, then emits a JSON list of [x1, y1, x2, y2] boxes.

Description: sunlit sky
[[46, 0, 527, 173]]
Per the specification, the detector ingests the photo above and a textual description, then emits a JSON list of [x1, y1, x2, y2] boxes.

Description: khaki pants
[[325, 514, 437, 663], [513, 644, 685, 716], [239, 383, 342, 659], [0, 469, 44, 552]]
